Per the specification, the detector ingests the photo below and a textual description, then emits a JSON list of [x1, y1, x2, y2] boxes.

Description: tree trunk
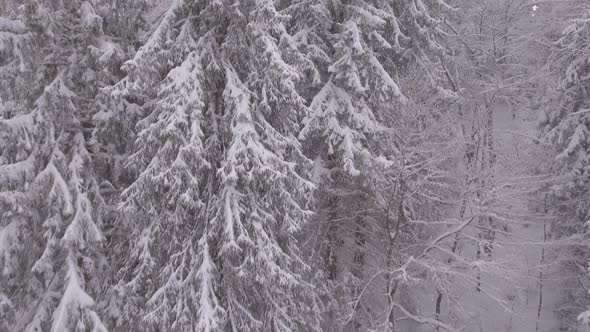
[[435, 289, 443, 332], [536, 194, 548, 332], [351, 199, 366, 331], [325, 192, 339, 281]]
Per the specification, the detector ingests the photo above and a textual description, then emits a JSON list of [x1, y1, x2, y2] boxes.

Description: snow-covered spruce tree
[[541, 3, 590, 329], [88, 0, 151, 209], [0, 0, 131, 330], [340, 65, 459, 331], [103, 0, 321, 330], [287, 0, 450, 329]]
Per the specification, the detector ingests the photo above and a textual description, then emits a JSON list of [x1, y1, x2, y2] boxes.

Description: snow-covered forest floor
[[454, 104, 560, 332]]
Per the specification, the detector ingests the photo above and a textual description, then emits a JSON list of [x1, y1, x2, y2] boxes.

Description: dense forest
[[1, 0, 590, 331]]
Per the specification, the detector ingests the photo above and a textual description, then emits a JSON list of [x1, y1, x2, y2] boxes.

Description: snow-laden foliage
[[542, 5, 590, 328], [297, 0, 447, 177], [283, 0, 452, 329], [0, 1, 143, 330], [543, 9, 590, 169], [103, 1, 321, 330]]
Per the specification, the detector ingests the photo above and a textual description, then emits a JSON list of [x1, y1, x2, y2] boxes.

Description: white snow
[[51, 256, 96, 332]]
